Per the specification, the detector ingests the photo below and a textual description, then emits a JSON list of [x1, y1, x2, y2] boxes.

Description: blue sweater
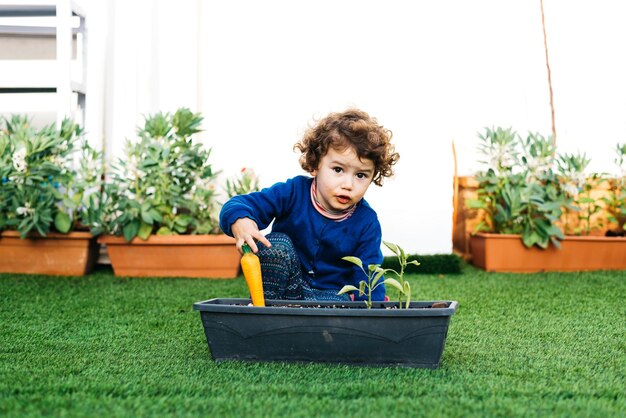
[[219, 175, 386, 300]]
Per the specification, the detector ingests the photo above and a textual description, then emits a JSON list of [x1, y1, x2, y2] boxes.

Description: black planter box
[[193, 298, 458, 368]]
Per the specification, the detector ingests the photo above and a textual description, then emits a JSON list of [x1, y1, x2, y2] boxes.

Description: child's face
[[311, 146, 375, 212]]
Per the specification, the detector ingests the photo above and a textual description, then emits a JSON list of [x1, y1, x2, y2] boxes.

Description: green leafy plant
[[225, 167, 260, 198], [338, 241, 412, 309], [0, 115, 103, 238], [101, 108, 221, 241], [468, 127, 626, 245], [468, 127, 569, 249]]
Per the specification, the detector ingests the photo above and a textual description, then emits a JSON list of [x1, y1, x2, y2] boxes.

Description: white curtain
[[102, 0, 200, 161]]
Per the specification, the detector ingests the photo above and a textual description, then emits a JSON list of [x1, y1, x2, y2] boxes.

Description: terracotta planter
[[99, 234, 240, 278], [0, 230, 98, 276], [454, 175, 621, 260], [470, 232, 626, 272]]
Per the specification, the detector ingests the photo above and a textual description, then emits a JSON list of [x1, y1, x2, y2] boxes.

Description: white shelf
[[0, 1, 87, 126], [0, 60, 84, 90], [0, 92, 57, 112]]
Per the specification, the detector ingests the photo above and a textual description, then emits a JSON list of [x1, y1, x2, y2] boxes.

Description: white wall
[[98, 0, 626, 255]]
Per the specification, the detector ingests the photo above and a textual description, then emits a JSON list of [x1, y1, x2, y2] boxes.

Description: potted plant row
[[0, 116, 102, 276], [466, 127, 626, 272], [0, 109, 260, 278], [96, 108, 245, 278], [194, 242, 459, 368]]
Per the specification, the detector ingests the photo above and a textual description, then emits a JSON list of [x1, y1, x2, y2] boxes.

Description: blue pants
[[256, 232, 350, 301]]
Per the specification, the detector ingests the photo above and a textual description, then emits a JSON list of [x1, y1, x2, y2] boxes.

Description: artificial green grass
[[1, 265, 624, 418]]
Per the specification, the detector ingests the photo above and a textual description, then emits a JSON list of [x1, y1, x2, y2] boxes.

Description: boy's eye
[[333, 167, 343, 173], [356, 172, 369, 179]]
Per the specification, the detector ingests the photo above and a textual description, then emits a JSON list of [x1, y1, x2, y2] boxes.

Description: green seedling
[[338, 241, 417, 309], [382, 241, 420, 309]]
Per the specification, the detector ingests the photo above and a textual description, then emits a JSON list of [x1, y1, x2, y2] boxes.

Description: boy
[[219, 108, 399, 301]]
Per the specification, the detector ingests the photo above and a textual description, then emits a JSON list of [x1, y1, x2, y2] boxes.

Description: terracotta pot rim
[[472, 232, 626, 242], [98, 233, 236, 246], [0, 230, 95, 240]]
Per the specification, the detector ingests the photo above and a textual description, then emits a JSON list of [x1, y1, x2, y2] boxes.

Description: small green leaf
[[71, 192, 82, 206], [383, 277, 404, 293], [383, 241, 400, 256], [549, 225, 564, 239], [148, 209, 163, 223], [174, 214, 192, 227], [54, 211, 71, 233], [123, 220, 140, 242], [404, 282, 411, 309], [371, 268, 385, 287], [337, 285, 359, 295], [141, 210, 153, 225], [522, 231, 537, 248], [367, 264, 379, 273], [342, 256, 363, 269], [358, 281, 366, 296], [156, 226, 173, 235], [173, 223, 187, 234], [536, 237, 549, 249], [140, 158, 159, 168], [137, 222, 153, 240]]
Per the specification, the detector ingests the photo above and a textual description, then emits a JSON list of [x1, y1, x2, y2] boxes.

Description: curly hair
[[294, 108, 399, 186]]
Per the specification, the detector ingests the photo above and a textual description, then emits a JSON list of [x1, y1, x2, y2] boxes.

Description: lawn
[[1, 264, 624, 418]]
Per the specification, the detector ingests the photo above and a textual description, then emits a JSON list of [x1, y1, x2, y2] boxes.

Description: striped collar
[[310, 178, 358, 222]]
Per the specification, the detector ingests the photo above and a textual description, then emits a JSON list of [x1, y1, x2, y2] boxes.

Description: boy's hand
[[231, 217, 272, 254]]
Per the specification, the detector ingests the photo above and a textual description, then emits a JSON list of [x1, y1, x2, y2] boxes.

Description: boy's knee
[[265, 232, 294, 249], [258, 232, 296, 258]]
